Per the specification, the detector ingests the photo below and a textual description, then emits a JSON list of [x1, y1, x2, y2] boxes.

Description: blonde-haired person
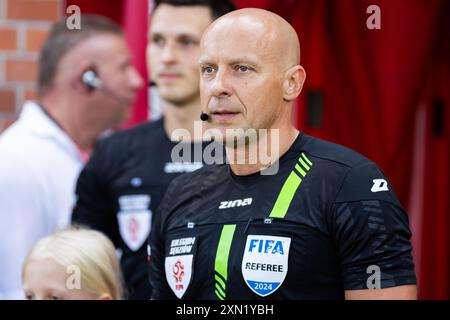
[[22, 228, 123, 300]]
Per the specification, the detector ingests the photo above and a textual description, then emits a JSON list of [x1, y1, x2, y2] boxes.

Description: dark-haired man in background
[[72, 0, 236, 299]]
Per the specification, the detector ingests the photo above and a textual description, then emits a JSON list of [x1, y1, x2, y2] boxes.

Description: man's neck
[[38, 97, 98, 155], [227, 126, 299, 176], [163, 97, 202, 142]]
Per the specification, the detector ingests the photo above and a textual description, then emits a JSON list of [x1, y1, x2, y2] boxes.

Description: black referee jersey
[[72, 118, 217, 299], [148, 132, 416, 299]]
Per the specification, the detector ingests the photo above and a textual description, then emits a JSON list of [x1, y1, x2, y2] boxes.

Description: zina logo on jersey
[[165, 237, 196, 299], [218, 198, 253, 209], [241, 235, 291, 297]]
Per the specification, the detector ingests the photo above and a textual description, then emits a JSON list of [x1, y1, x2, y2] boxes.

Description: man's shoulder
[[0, 119, 29, 147], [157, 164, 228, 224], [302, 133, 371, 169], [90, 119, 165, 166], [163, 164, 228, 203], [100, 119, 164, 149], [0, 124, 47, 186], [302, 134, 401, 206], [0, 120, 51, 166], [169, 163, 228, 190]]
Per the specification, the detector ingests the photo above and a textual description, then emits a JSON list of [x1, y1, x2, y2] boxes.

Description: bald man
[[148, 9, 417, 300]]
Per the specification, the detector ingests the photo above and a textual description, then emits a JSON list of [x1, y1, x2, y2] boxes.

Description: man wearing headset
[[71, 0, 236, 300], [148, 8, 417, 300], [0, 16, 143, 299]]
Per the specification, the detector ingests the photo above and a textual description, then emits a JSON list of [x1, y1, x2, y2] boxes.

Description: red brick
[[0, 28, 17, 50], [26, 28, 49, 52], [25, 89, 38, 101], [7, 0, 59, 21], [0, 90, 16, 113], [5, 59, 38, 82]]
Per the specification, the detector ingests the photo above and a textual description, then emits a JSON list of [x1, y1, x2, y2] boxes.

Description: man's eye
[[180, 38, 196, 46], [51, 296, 61, 300], [237, 65, 249, 72], [151, 37, 164, 45], [202, 66, 215, 74]]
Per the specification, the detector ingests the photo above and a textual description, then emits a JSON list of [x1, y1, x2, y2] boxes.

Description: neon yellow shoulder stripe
[[269, 153, 313, 219]]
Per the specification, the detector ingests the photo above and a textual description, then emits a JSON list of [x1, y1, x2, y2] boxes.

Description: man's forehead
[[199, 51, 261, 65], [204, 17, 268, 41], [202, 18, 273, 51], [200, 28, 272, 64], [150, 27, 202, 39], [150, 4, 212, 36]]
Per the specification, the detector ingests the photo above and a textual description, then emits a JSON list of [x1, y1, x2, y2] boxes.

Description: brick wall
[[0, 0, 63, 134]]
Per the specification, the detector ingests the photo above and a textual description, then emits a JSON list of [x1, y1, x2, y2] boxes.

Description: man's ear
[[283, 65, 306, 101], [73, 60, 95, 94]]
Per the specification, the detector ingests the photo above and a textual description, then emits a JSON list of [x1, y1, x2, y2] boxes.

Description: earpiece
[[80, 67, 129, 105], [81, 68, 102, 91]]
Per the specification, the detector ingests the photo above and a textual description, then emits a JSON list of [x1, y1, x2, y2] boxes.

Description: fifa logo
[[248, 239, 285, 254]]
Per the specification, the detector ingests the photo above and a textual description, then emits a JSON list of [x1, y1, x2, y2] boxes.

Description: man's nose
[[129, 67, 144, 90], [210, 69, 232, 98], [160, 42, 177, 64]]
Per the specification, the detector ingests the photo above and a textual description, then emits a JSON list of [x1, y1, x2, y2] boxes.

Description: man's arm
[[330, 162, 417, 299], [71, 142, 119, 246]]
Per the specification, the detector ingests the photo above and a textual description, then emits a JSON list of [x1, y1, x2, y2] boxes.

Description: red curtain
[[234, 0, 450, 299], [414, 10, 450, 298]]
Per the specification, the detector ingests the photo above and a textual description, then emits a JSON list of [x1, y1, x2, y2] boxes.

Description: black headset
[[200, 112, 209, 121]]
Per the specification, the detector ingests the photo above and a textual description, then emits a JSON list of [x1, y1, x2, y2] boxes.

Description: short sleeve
[[330, 161, 416, 290]]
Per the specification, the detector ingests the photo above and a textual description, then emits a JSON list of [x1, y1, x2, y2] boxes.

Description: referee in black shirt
[[148, 8, 417, 300], [72, 0, 236, 299]]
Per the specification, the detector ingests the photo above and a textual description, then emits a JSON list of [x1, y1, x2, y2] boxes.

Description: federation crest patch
[[117, 194, 151, 251], [165, 236, 197, 299], [241, 235, 291, 297]]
